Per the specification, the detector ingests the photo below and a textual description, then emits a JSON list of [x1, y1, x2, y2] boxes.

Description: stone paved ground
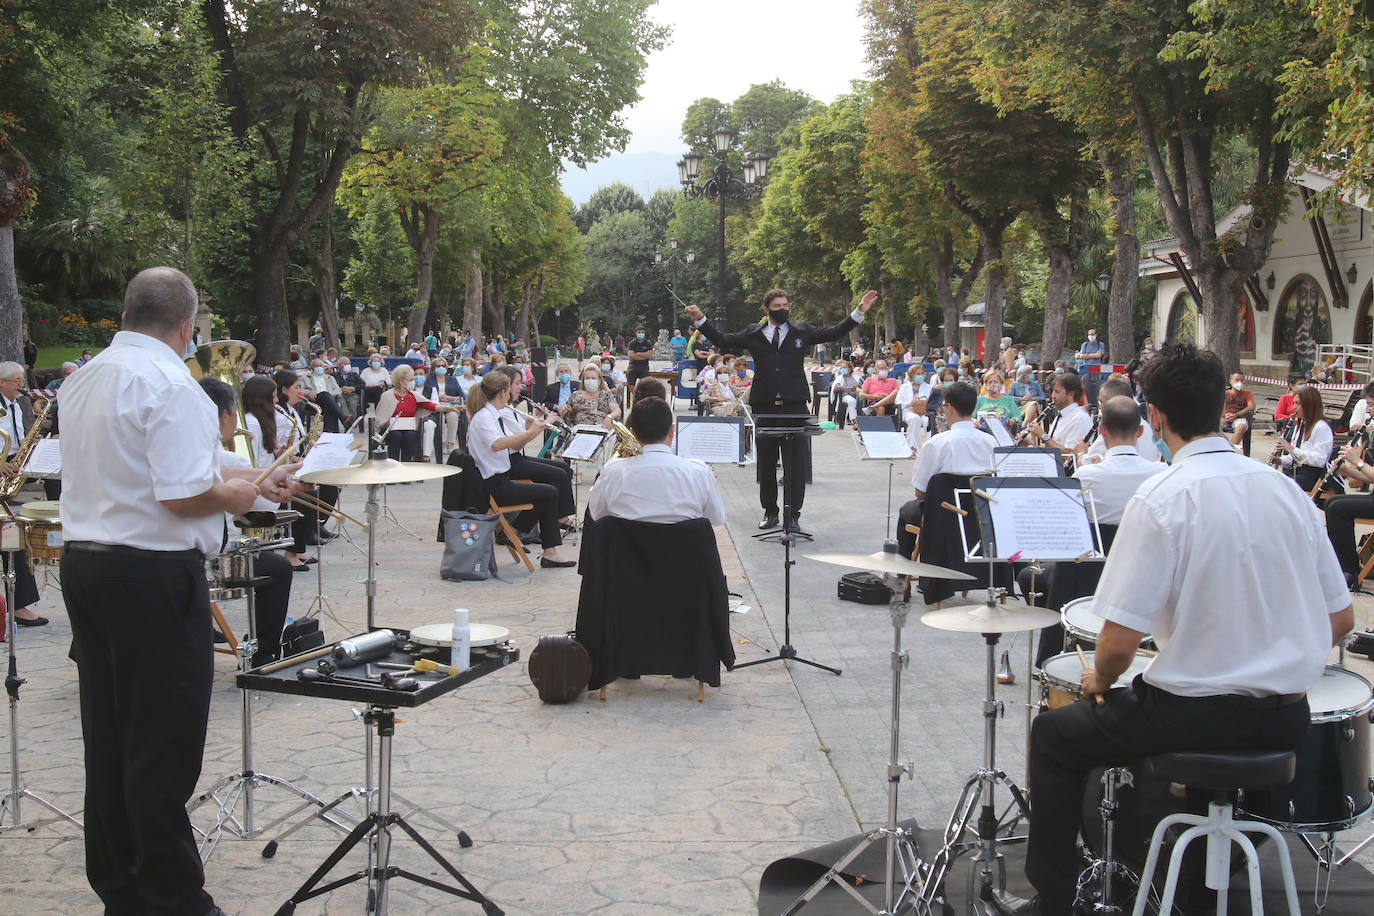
[[4, 387, 1373, 914]]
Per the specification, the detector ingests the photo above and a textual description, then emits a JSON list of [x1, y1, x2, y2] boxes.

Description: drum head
[[1308, 665, 1374, 719], [1041, 651, 1153, 693], [409, 622, 511, 648], [17, 500, 60, 520], [1060, 597, 1104, 642]]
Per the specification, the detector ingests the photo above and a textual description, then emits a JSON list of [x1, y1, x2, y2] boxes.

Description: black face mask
[[768, 308, 789, 325]]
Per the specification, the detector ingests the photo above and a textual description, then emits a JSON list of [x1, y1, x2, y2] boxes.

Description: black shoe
[[290, 564, 311, 573], [758, 514, 780, 530], [520, 529, 541, 545], [540, 556, 576, 568], [783, 514, 802, 535], [318, 529, 339, 542], [212, 629, 228, 644], [15, 615, 48, 627], [989, 889, 1039, 916]]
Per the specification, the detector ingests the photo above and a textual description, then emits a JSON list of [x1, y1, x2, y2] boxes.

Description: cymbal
[[805, 551, 976, 581], [921, 599, 1061, 634], [299, 458, 461, 486]]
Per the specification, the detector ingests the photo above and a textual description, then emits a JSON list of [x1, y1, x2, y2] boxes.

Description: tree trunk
[[1199, 267, 1244, 372], [882, 296, 897, 344], [515, 279, 532, 344], [982, 227, 1005, 361], [250, 238, 289, 362], [485, 275, 507, 338], [308, 214, 341, 351], [0, 224, 22, 365], [404, 205, 439, 345], [1041, 244, 1072, 368], [929, 232, 986, 351], [1103, 152, 1139, 365], [463, 251, 484, 337]]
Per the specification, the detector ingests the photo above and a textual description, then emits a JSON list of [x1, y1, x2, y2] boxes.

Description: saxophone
[[1, 397, 54, 499]]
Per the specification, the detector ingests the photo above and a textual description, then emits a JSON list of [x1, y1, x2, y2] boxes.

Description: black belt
[[66, 541, 206, 562], [1143, 681, 1305, 710]]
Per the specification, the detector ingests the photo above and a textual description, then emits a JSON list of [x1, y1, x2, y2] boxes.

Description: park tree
[[574, 182, 646, 233], [578, 209, 654, 333]]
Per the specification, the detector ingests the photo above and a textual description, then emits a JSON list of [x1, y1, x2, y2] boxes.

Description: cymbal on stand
[[920, 599, 1060, 634], [805, 551, 976, 581], [299, 458, 461, 487]]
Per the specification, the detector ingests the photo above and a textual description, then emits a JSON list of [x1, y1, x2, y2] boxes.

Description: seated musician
[[633, 376, 669, 403], [465, 373, 575, 568], [497, 367, 576, 530], [1272, 386, 1333, 494], [1073, 396, 1168, 525], [1324, 429, 1374, 587], [271, 370, 340, 569], [1081, 377, 1160, 464], [563, 364, 622, 429], [199, 377, 293, 665], [858, 359, 900, 416], [994, 343, 1354, 916], [1023, 370, 1092, 456], [0, 361, 50, 627], [895, 382, 994, 559], [588, 397, 725, 526]]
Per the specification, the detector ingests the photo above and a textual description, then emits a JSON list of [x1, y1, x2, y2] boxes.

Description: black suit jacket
[[696, 314, 859, 406], [541, 378, 582, 411]]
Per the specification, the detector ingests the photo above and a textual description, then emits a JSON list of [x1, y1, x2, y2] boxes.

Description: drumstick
[[255, 644, 334, 675], [1075, 645, 1105, 706]]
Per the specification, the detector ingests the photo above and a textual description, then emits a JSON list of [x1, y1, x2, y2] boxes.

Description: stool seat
[[1143, 750, 1296, 791]]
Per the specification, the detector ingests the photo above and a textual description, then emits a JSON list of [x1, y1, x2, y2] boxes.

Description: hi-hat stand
[[189, 539, 345, 860], [782, 602, 923, 914], [0, 520, 82, 833]]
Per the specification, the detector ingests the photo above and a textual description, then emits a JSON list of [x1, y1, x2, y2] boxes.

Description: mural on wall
[[1273, 275, 1331, 377], [1166, 292, 1198, 346]]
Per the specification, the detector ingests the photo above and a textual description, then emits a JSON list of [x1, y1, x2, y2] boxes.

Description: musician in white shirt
[[1274, 385, 1334, 494], [1073, 397, 1167, 525], [59, 267, 298, 916], [1082, 377, 1160, 465], [998, 343, 1353, 916], [1026, 371, 1092, 455], [589, 397, 725, 525]]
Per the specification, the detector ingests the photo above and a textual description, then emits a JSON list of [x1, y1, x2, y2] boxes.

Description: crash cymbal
[[920, 599, 1061, 634], [805, 551, 976, 581], [299, 458, 461, 486]]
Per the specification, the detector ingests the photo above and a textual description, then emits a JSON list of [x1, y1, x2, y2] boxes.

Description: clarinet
[[1016, 404, 1059, 446], [1269, 418, 1298, 468], [1317, 420, 1371, 490]]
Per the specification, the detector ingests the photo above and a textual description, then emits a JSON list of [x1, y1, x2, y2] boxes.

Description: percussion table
[[240, 631, 518, 915]]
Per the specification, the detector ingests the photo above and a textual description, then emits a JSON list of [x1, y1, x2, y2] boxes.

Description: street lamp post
[[678, 127, 770, 326], [652, 237, 695, 331]]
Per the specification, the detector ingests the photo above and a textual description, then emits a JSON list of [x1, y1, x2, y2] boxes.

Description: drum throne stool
[[1130, 750, 1301, 916]]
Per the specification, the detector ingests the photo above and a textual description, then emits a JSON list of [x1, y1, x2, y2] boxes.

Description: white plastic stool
[[1130, 750, 1300, 916]]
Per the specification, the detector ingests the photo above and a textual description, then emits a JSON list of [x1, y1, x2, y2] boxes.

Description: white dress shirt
[[59, 330, 223, 555], [0, 395, 24, 457], [588, 443, 726, 525], [1085, 418, 1160, 463], [216, 449, 279, 516], [1049, 401, 1093, 449], [1350, 398, 1370, 430], [467, 403, 512, 479], [910, 419, 996, 494], [1283, 419, 1333, 469], [1074, 444, 1168, 525], [244, 413, 275, 468], [1093, 436, 1348, 697]]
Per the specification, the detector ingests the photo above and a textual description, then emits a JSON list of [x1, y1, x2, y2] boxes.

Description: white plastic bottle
[[451, 608, 471, 672]]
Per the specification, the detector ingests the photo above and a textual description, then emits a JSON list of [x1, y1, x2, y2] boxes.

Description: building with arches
[[1142, 170, 1371, 380]]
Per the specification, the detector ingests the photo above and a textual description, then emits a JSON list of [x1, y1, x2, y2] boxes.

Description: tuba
[[611, 420, 642, 458], [186, 339, 257, 463]]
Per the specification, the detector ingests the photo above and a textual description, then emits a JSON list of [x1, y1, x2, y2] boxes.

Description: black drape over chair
[[917, 473, 1014, 605], [575, 516, 735, 691], [437, 451, 494, 541]]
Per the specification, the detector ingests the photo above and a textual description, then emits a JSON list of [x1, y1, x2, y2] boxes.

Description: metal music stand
[[239, 631, 519, 916], [753, 415, 820, 544], [853, 416, 915, 553], [190, 524, 347, 860], [0, 516, 82, 833]]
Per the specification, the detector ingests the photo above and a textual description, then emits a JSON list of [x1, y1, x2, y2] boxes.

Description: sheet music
[[983, 417, 1014, 447], [859, 430, 914, 459], [296, 433, 360, 478], [676, 420, 743, 463], [562, 430, 609, 461], [985, 484, 1095, 560], [22, 438, 61, 478], [994, 449, 1061, 478]]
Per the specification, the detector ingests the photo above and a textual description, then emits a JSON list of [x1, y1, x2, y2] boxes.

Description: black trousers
[[896, 498, 923, 559], [2, 549, 40, 609], [386, 428, 420, 462], [487, 473, 562, 549], [1325, 492, 1374, 576], [289, 484, 339, 554], [1026, 678, 1309, 914], [313, 391, 342, 433], [62, 544, 216, 916], [757, 400, 809, 517], [251, 550, 292, 666], [510, 453, 575, 518]]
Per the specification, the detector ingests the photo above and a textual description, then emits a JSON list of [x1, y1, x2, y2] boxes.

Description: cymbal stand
[[918, 622, 1031, 914], [189, 540, 344, 861], [734, 509, 840, 676], [781, 602, 925, 915], [379, 483, 420, 540], [0, 527, 82, 833], [1074, 767, 1141, 915], [304, 506, 344, 631]]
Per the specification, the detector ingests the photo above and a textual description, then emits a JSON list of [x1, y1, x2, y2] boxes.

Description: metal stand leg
[[273, 707, 502, 916], [379, 484, 420, 540], [1074, 767, 1141, 915], [733, 521, 840, 676], [189, 544, 344, 860], [0, 540, 82, 833]]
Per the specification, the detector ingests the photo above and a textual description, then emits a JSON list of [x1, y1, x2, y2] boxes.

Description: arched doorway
[[1165, 292, 1198, 346], [1356, 282, 1373, 346], [1272, 275, 1331, 377]]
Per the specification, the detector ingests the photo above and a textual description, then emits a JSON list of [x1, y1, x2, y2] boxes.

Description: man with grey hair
[[46, 360, 78, 391], [0, 358, 50, 625], [60, 266, 300, 916]]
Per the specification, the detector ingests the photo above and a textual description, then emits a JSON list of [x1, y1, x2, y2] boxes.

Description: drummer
[[994, 343, 1354, 916]]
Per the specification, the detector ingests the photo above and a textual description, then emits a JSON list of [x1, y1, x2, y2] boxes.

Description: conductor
[[687, 288, 876, 532]]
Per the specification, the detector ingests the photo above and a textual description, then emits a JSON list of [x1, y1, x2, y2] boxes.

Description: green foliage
[[343, 195, 416, 317], [574, 182, 646, 232]]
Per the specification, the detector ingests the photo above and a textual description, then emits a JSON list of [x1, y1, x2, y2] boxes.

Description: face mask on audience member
[[514, 363, 523, 371], [876, 369, 888, 379], [602, 364, 612, 373], [558, 372, 571, 384], [436, 367, 447, 376], [414, 373, 426, 385], [837, 367, 849, 377], [405, 379, 416, 391], [987, 382, 1002, 396], [311, 366, 323, 377], [583, 377, 600, 392], [463, 365, 473, 376], [241, 370, 255, 383], [1088, 334, 1098, 342], [636, 332, 645, 340], [737, 369, 747, 378], [913, 374, 924, 386], [1232, 380, 1244, 391], [371, 360, 382, 370]]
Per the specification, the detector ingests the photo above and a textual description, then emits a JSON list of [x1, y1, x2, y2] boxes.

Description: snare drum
[[1037, 650, 1153, 710], [207, 551, 251, 601], [18, 500, 63, 566], [1059, 596, 1156, 651], [1240, 666, 1374, 831]]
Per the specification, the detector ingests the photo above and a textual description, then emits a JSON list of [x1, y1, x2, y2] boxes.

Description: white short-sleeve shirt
[[910, 420, 995, 494], [588, 444, 726, 525], [468, 404, 512, 479]]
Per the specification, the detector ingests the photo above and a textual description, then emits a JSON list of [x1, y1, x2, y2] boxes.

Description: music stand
[[753, 413, 818, 543], [853, 417, 915, 553]]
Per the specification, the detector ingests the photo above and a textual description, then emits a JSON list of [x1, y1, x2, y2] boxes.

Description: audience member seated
[[542, 361, 581, 412], [974, 370, 1020, 434], [375, 363, 434, 462], [422, 356, 464, 460], [858, 359, 900, 415], [895, 364, 932, 449], [1223, 370, 1255, 453], [563, 364, 622, 429], [1274, 374, 1301, 436], [830, 360, 859, 427]]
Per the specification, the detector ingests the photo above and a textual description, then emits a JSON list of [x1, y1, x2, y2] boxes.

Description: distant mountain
[[560, 151, 682, 207]]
